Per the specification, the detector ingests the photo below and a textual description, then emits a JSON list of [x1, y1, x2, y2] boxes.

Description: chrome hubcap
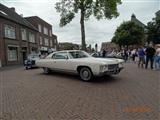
[[83, 70, 89, 78]]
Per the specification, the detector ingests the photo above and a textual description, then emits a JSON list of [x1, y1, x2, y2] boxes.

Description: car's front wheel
[[79, 67, 93, 81], [25, 66, 31, 70], [43, 67, 51, 74]]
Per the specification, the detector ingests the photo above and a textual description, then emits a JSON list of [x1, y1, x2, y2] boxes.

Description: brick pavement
[[0, 63, 159, 120]]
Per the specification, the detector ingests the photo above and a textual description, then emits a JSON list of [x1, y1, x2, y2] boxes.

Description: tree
[[112, 21, 145, 47], [55, 0, 122, 50], [63, 43, 74, 50], [147, 14, 160, 44]]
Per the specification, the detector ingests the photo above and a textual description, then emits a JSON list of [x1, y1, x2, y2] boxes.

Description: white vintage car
[[36, 50, 124, 81]]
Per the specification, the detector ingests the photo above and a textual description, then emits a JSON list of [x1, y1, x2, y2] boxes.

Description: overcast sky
[[0, 0, 159, 49]]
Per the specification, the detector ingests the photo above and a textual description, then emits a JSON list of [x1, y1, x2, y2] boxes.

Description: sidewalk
[[0, 65, 23, 71]]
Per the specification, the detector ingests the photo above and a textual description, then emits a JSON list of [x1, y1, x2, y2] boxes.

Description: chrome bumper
[[99, 67, 124, 76]]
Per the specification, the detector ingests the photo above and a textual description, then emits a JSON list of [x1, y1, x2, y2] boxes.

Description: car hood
[[28, 58, 40, 61], [105, 58, 124, 63], [73, 57, 121, 65]]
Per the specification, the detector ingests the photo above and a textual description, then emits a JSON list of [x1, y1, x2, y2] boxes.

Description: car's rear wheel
[[43, 67, 51, 74], [79, 67, 93, 81]]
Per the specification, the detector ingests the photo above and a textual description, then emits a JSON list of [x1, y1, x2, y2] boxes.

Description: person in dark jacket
[[102, 49, 106, 57], [145, 45, 156, 69], [123, 48, 128, 62]]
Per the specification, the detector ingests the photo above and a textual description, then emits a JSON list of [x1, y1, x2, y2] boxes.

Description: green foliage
[[112, 21, 145, 46], [147, 14, 160, 44], [55, 0, 122, 50], [56, 0, 121, 26], [93, 0, 121, 20], [63, 43, 79, 50]]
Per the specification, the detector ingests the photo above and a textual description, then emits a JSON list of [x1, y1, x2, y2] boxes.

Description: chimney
[[10, 7, 15, 12]]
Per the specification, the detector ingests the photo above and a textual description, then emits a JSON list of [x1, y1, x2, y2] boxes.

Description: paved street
[[0, 63, 159, 120]]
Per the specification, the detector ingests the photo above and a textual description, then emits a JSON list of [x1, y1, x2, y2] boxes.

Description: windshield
[[69, 51, 91, 59]]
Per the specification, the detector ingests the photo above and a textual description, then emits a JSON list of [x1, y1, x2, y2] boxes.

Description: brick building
[[52, 34, 58, 51], [0, 3, 58, 67], [25, 16, 58, 55], [0, 3, 38, 67], [131, 14, 146, 29]]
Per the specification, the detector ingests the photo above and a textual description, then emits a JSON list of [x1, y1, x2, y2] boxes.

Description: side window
[[92, 53, 97, 57], [52, 52, 68, 59]]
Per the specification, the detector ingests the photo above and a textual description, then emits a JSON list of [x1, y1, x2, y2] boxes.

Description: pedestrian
[[131, 49, 136, 62], [135, 49, 139, 63], [145, 44, 156, 69], [123, 48, 128, 62], [102, 49, 106, 58], [128, 49, 132, 62], [154, 44, 160, 70], [138, 46, 145, 68]]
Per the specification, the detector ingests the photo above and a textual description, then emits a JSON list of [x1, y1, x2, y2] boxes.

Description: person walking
[[135, 49, 139, 63], [145, 44, 156, 69], [131, 49, 136, 62], [138, 46, 145, 68], [154, 44, 160, 70], [102, 49, 106, 58], [123, 48, 128, 62]]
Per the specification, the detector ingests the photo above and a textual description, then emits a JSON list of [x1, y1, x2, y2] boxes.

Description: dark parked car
[[24, 54, 40, 69]]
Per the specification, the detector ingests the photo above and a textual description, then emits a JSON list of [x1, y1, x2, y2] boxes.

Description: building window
[[29, 33, 35, 43], [38, 24, 42, 32], [50, 30, 52, 37], [4, 24, 16, 39], [54, 38, 57, 44], [39, 36, 43, 45], [7, 46, 18, 61], [54, 45, 57, 51], [44, 38, 49, 46], [21, 28, 27, 41], [43, 27, 48, 35], [50, 39, 53, 47]]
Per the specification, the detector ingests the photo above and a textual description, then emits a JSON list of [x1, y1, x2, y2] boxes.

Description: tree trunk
[[80, 9, 86, 51]]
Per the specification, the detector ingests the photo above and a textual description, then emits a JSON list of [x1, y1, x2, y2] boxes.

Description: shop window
[[8, 46, 18, 61]]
